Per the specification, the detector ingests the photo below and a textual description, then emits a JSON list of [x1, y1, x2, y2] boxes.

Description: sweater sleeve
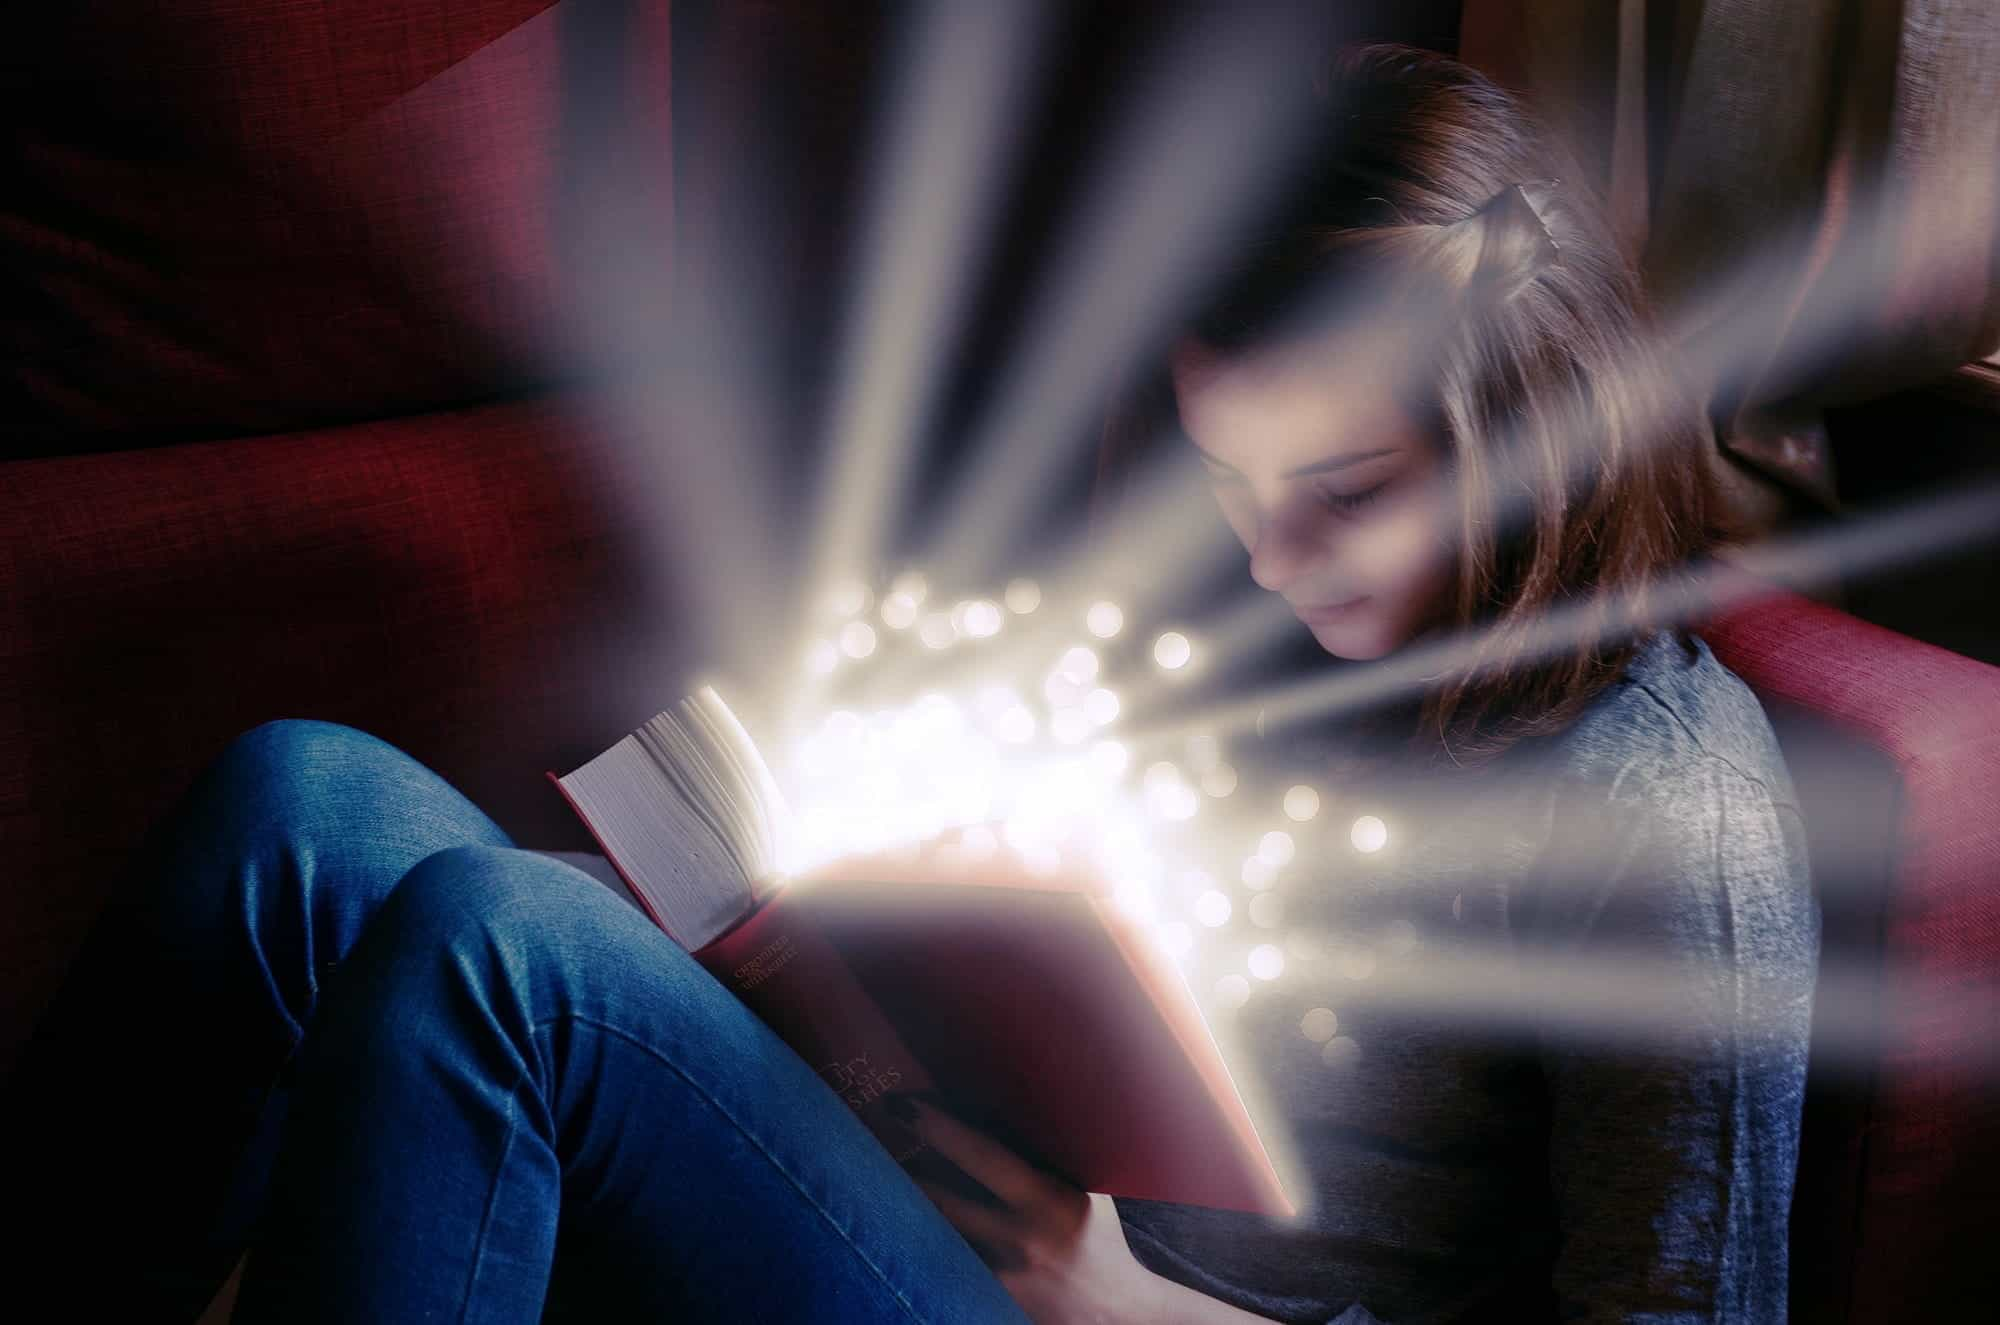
[[1523, 753, 1818, 1323]]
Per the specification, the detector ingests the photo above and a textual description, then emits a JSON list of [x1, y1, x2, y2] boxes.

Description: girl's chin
[[1304, 615, 1401, 661]]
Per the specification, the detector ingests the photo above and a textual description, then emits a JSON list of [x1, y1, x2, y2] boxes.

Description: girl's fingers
[[898, 1097, 1054, 1211], [914, 1176, 1020, 1255]]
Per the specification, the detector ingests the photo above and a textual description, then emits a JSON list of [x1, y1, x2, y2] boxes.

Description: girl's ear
[[1450, 180, 1563, 304]]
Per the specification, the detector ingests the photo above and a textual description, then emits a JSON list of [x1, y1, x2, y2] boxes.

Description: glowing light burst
[[777, 571, 1377, 1010]]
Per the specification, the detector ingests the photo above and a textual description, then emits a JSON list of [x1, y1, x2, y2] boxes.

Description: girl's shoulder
[[1549, 629, 1796, 804]]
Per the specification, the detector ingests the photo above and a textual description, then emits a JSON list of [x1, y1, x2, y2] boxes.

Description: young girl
[[8, 45, 1815, 1325]]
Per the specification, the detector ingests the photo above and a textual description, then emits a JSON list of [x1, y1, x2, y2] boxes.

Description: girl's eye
[[1313, 480, 1388, 514]]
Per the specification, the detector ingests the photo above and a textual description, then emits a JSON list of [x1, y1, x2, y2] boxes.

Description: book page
[[557, 687, 792, 948]]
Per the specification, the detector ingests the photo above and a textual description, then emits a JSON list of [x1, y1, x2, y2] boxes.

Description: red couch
[[5, 3, 1997, 1321]]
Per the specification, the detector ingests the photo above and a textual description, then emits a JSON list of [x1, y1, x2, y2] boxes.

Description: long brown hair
[[1103, 45, 1719, 766]]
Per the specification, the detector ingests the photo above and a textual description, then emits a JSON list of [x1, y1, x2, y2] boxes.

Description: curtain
[[1460, 0, 2000, 530]]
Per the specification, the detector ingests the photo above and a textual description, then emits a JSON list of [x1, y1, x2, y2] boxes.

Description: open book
[[550, 687, 1291, 1216]]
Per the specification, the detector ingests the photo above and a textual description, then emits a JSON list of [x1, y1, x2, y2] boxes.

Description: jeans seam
[[461, 1084, 521, 1325], [534, 1014, 934, 1324]]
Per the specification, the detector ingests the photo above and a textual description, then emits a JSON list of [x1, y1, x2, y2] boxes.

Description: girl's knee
[[222, 718, 402, 781], [387, 846, 620, 953], [382, 846, 695, 1002], [199, 720, 507, 858]]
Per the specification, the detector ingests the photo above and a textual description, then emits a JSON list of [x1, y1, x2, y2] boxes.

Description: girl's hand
[[890, 1094, 1172, 1325]]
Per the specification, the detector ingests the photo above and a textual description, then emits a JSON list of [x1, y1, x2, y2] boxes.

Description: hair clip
[[1453, 179, 1562, 300]]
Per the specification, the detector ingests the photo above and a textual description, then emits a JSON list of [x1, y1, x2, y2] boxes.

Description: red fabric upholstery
[[0, 2, 672, 454], [0, 397, 693, 1081], [1706, 590, 2000, 1320]]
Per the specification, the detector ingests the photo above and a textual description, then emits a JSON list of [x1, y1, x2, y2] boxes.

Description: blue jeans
[[7, 720, 1028, 1323]]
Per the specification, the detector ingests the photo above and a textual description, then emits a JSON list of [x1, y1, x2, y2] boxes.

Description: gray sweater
[[1119, 632, 1819, 1324]]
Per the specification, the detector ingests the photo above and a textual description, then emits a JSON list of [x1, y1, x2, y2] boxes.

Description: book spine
[[696, 895, 934, 1163]]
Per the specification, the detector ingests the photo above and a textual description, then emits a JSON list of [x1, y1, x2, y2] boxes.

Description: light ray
[[1132, 474, 2000, 745], [802, 1, 1047, 633], [916, 4, 1341, 584]]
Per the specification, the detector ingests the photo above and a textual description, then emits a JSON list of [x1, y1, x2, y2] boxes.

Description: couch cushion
[[0, 396, 693, 1080], [1705, 590, 2000, 1320], [0, 1, 671, 455]]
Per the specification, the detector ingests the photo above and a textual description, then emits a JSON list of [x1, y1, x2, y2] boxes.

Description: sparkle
[[880, 592, 918, 630], [1151, 783, 1199, 822], [1199, 763, 1238, 798], [1044, 668, 1087, 708], [1152, 631, 1192, 670], [826, 580, 870, 617], [918, 612, 957, 649], [960, 599, 1004, 638], [1055, 646, 1100, 685], [1194, 889, 1232, 927], [1283, 785, 1321, 822], [839, 621, 878, 659], [995, 706, 1036, 744], [1087, 740, 1130, 780], [1051, 708, 1092, 745], [1004, 578, 1041, 614], [1215, 974, 1251, 1009], [1350, 815, 1389, 853], [1085, 601, 1124, 639], [1083, 687, 1120, 726], [1256, 830, 1296, 866], [1300, 1007, 1338, 1043], [974, 685, 1020, 719], [1247, 944, 1284, 980]]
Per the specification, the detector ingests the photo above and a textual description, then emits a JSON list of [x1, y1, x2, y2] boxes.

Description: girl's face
[[1172, 335, 1458, 661]]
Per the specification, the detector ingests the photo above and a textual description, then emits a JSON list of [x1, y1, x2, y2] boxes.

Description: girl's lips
[[1295, 596, 1369, 624]]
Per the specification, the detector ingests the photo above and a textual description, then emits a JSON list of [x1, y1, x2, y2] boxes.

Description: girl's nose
[[1248, 499, 1321, 593]]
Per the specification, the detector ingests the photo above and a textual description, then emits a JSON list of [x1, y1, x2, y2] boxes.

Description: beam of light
[[1062, 130, 2000, 726], [1130, 471, 2000, 747], [1088, 190, 2000, 737], [1238, 933, 2000, 1082], [915, 3, 1342, 585], [801, 1, 1047, 645], [541, 0, 796, 676]]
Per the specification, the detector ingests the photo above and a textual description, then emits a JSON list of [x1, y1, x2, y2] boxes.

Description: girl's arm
[[1529, 754, 1817, 1321], [893, 1094, 1285, 1325]]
